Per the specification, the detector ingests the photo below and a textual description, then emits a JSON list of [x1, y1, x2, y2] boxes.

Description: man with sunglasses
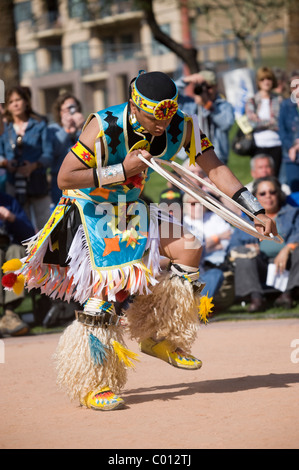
[[176, 69, 235, 164]]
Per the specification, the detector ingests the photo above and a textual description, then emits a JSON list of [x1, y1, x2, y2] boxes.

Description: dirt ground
[[1, 317, 299, 451]]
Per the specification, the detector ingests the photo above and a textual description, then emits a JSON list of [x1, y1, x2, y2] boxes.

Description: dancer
[[2, 71, 277, 411]]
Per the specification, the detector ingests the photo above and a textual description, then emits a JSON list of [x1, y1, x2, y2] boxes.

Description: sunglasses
[[257, 190, 277, 196]]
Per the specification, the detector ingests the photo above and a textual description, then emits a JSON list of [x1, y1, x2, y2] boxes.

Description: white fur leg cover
[[54, 320, 127, 402], [125, 271, 201, 353]]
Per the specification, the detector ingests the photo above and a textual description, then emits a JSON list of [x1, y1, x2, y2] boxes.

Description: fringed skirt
[[20, 196, 162, 305]]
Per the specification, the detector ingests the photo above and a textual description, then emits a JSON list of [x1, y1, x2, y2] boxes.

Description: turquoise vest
[[76, 102, 187, 204]]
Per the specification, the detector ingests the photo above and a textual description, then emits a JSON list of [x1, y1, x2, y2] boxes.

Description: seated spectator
[[278, 70, 299, 192], [183, 193, 233, 301], [246, 153, 291, 195], [245, 66, 283, 176], [0, 85, 53, 232], [183, 160, 241, 215], [228, 176, 299, 312], [0, 191, 35, 337], [48, 92, 85, 205]]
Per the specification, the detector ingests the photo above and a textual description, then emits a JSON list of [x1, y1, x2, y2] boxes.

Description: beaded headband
[[131, 71, 178, 120]]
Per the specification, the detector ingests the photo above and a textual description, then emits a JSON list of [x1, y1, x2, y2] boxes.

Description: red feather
[[2, 272, 17, 288]]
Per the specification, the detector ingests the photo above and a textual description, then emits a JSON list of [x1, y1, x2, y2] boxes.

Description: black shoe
[[274, 292, 293, 309], [247, 298, 266, 313]]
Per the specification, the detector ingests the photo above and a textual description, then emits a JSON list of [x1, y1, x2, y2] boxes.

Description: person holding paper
[[228, 176, 299, 312]]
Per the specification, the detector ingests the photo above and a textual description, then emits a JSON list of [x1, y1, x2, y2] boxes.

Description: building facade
[[12, 0, 287, 120], [14, 0, 183, 119]]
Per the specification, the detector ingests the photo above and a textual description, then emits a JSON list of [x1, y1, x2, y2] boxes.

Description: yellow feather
[[12, 274, 25, 295], [2, 258, 22, 273], [112, 340, 140, 369], [198, 294, 214, 324]]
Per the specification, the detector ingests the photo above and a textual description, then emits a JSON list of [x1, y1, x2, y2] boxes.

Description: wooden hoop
[[139, 155, 283, 244]]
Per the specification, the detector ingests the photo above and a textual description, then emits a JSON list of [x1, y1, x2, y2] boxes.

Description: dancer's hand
[[254, 213, 278, 238], [123, 149, 152, 178]]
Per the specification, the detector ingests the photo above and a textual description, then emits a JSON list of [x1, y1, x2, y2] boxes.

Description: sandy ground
[[1, 317, 299, 451]]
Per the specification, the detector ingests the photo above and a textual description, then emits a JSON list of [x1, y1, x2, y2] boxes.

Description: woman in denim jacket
[[245, 67, 283, 176], [228, 176, 299, 312], [278, 71, 299, 192], [0, 86, 53, 231], [48, 92, 85, 205]]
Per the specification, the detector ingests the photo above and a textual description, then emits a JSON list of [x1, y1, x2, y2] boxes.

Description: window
[[120, 34, 134, 59], [49, 47, 63, 73], [68, 0, 86, 19], [20, 52, 37, 78], [72, 42, 91, 70], [102, 37, 116, 63], [14, 1, 32, 27]]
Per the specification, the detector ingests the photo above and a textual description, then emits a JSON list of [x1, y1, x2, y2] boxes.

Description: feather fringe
[[12, 274, 25, 295], [88, 333, 108, 366], [111, 340, 140, 369], [2, 258, 23, 273]]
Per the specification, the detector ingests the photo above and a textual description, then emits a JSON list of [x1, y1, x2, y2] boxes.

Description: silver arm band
[[232, 188, 265, 216], [98, 163, 125, 186]]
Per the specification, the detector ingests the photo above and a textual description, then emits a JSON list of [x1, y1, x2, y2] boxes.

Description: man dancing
[[3, 71, 277, 411]]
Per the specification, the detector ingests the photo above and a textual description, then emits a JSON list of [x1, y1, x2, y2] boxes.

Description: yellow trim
[[71, 140, 95, 168]]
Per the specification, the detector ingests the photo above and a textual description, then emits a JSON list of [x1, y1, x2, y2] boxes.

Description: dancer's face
[[130, 100, 173, 136]]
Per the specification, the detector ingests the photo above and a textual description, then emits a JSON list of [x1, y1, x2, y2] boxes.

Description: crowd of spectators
[[0, 87, 84, 337], [1, 64, 299, 336]]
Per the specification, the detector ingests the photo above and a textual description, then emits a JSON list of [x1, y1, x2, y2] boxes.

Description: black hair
[[252, 176, 286, 207], [131, 71, 177, 101]]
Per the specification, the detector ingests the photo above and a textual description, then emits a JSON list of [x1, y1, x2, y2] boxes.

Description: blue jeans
[[201, 268, 224, 297], [285, 162, 299, 192]]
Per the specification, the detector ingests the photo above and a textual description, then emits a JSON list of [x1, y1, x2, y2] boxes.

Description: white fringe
[[21, 216, 162, 304], [54, 320, 128, 401], [126, 272, 200, 352]]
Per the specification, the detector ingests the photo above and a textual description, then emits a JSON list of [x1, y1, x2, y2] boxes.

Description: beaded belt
[[75, 310, 121, 327]]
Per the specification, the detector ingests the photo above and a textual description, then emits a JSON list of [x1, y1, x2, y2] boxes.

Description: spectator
[[48, 92, 85, 205], [0, 191, 35, 337], [245, 66, 283, 176], [0, 86, 53, 231], [176, 70, 235, 164], [183, 159, 241, 215], [228, 176, 299, 312], [246, 153, 291, 195], [182, 193, 233, 301], [278, 70, 299, 193], [272, 67, 289, 99]]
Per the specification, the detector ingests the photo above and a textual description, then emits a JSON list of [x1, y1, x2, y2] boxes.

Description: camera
[[14, 163, 27, 206], [194, 81, 208, 96], [68, 105, 77, 115]]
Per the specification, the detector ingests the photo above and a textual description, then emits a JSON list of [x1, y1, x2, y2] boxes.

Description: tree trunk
[[138, 0, 200, 73], [0, 0, 20, 91], [287, 0, 299, 71]]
